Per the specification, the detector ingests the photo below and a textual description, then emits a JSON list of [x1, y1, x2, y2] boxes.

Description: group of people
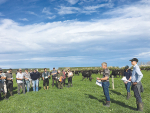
[[97, 58, 144, 111], [0, 67, 73, 100], [0, 58, 144, 111]]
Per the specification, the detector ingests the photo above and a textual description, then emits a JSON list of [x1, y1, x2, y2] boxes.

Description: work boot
[[136, 100, 139, 110], [4, 94, 8, 100], [138, 102, 143, 111], [47, 86, 49, 90], [126, 92, 130, 100], [0, 94, 2, 100], [44, 86, 46, 90], [10, 92, 13, 96], [103, 101, 110, 107]]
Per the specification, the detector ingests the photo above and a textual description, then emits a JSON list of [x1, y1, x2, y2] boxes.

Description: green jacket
[[57, 72, 64, 78]]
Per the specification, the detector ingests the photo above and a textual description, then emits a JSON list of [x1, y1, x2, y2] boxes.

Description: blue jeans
[[102, 81, 110, 101], [125, 82, 131, 92], [32, 79, 39, 92], [25, 80, 30, 92]]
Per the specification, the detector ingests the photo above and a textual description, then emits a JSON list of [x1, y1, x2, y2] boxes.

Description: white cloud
[[135, 51, 150, 58], [0, 0, 7, 5], [27, 11, 38, 16], [19, 18, 28, 21], [0, 0, 150, 55], [56, 6, 80, 15], [66, 0, 79, 5], [42, 7, 52, 15], [83, 3, 113, 10], [47, 15, 56, 19]]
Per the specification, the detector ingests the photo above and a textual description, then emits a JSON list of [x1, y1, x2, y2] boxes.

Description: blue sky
[[0, 0, 150, 69]]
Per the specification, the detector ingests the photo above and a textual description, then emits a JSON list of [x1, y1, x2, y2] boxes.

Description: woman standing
[[67, 69, 73, 88], [123, 65, 132, 100]]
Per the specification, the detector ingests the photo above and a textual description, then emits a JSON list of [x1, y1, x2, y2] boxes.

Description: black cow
[[74, 71, 79, 75], [92, 70, 99, 74], [110, 69, 124, 78], [81, 70, 92, 81]]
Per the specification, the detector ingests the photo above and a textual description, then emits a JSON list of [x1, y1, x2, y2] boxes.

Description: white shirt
[[16, 72, 24, 83]]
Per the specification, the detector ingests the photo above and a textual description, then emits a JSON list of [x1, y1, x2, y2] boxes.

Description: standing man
[[24, 68, 30, 92], [30, 69, 40, 92], [51, 67, 57, 87], [57, 70, 64, 89], [42, 68, 50, 90], [123, 65, 132, 100], [97, 62, 110, 107], [16, 68, 25, 94], [130, 58, 144, 111], [0, 68, 8, 100], [6, 69, 13, 96]]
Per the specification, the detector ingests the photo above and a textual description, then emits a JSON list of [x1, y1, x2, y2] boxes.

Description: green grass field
[[0, 71, 150, 113]]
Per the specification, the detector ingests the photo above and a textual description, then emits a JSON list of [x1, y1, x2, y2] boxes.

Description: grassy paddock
[[0, 71, 150, 113]]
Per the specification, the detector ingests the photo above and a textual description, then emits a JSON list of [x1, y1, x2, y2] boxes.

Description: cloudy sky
[[0, 0, 150, 69]]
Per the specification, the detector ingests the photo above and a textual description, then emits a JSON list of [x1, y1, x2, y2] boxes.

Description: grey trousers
[[17, 83, 25, 94]]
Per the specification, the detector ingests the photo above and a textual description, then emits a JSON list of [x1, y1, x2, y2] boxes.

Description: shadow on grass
[[85, 94, 104, 103], [110, 90, 122, 95], [111, 98, 135, 110]]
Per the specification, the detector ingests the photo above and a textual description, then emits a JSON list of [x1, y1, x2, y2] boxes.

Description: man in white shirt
[[16, 68, 25, 94]]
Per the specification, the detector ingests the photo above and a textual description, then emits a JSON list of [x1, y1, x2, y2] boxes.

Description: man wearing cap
[[51, 67, 58, 87], [6, 68, 13, 96], [42, 68, 50, 90], [123, 65, 132, 100], [30, 69, 40, 91], [16, 69, 25, 94], [129, 58, 144, 111], [0, 68, 8, 100], [24, 68, 31, 92]]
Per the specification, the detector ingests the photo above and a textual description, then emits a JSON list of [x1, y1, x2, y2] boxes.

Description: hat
[[19, 68, 22, 71], [0, 68, 2, 71], [9, 68, 12, 70], [25, 68, 28, 70], [34, 68, 37, 71], [129, 58, 138, 62], [53, 67, 55, 69], [125, 65, 129, 70]]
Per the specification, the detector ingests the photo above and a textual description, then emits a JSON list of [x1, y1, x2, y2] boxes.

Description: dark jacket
[[30, 72, 40, 80]]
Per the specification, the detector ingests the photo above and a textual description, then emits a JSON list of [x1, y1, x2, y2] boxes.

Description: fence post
[[112, 75, 114, 89]]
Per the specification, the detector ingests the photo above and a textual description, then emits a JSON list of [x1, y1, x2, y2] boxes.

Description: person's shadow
[[85, 94, 104, 103], [111, 98, 135, 110], [110, 90, 122, 95], [85, 94, 135, 110]]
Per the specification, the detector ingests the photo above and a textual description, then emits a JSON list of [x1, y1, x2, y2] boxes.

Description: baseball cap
[[129, 58, 138, 62]]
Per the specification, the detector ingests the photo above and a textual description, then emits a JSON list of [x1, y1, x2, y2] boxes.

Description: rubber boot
[[0, 94, 2, 100], [4, 94, 8, 100], [126, 92, 130, 100], [44, 86, 46, 90], [47, 86, 49, 90], [67, 83, 70, 88], [136, 100, 139, 110], [138, 102, 143, 111], [103, 101, 110, 107], [10, 91, 13, 96]]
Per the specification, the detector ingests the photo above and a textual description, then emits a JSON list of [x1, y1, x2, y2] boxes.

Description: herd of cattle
[[38, 68, 150, 81]]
